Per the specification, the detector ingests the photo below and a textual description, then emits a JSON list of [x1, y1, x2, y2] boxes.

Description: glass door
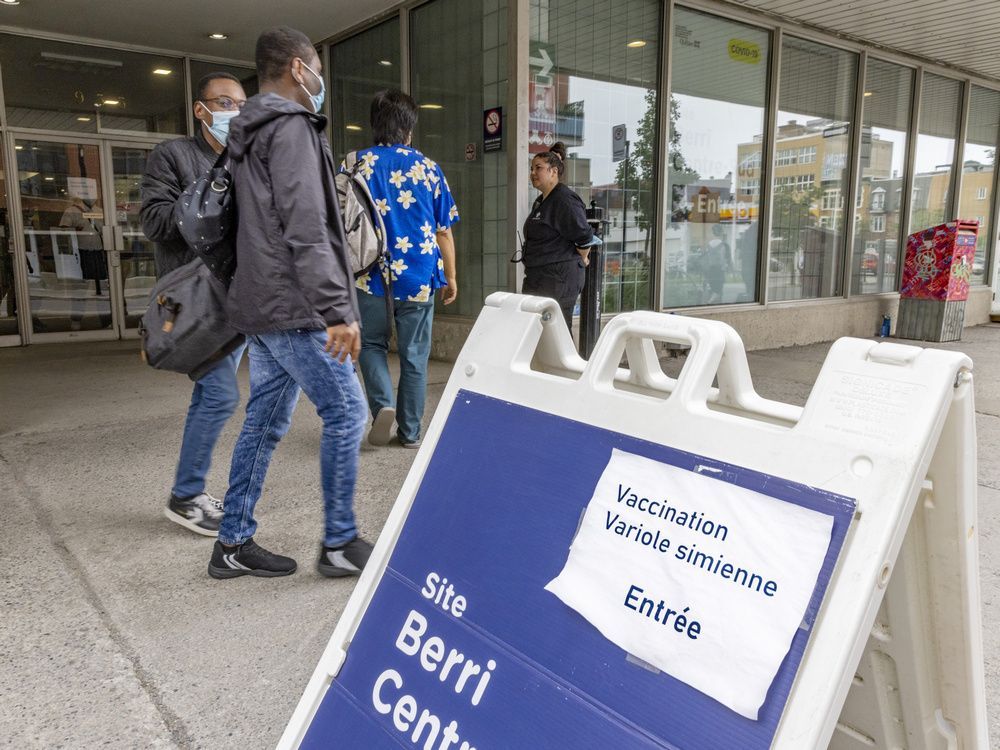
[[0, 140, 20, 345], [103, 142, 158, 336], [12, 136, 116, 339]]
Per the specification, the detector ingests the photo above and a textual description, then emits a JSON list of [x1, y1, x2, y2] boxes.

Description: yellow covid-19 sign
[[728, 39, 761, 64]]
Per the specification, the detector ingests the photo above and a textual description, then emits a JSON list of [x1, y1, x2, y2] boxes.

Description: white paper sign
[[66, 177, 98, 201], [545, 449, 834, 720]]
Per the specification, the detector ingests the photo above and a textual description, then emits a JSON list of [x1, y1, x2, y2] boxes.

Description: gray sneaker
[[367, 407, 396, 446], [165, 492, 224, 537]]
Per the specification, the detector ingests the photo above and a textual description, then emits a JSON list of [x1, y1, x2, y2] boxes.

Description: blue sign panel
[[302, 391, 855, 749]]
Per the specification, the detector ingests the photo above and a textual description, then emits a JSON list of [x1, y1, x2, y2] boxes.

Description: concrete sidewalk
[[1, 325, 998, 748]]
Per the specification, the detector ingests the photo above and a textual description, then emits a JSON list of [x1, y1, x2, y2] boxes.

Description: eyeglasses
[[201, 96, 246, 111]]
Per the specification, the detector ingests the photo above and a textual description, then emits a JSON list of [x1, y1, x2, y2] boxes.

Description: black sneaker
[[165, 492, 224, 537], [208, 538, 297, 579], [317, 537, 373, 578]]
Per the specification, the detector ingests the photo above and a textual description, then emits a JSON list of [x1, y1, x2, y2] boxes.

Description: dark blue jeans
[[171, 344, 246, 498], [218, 330, 366, 548], [357, 293, 434, 444]]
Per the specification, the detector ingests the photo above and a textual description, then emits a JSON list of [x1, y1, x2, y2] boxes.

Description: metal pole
[[579, 201, 605, 359], [620, 139, 630, 309]]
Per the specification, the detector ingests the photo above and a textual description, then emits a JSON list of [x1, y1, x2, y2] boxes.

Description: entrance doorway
[[1, 132, 162, 345]]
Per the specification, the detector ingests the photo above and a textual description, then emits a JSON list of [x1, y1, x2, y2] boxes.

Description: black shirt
[[522, 182, 594, 268]]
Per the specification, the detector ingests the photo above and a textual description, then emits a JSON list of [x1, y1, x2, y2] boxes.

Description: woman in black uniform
[[521, 142, 597, 331]]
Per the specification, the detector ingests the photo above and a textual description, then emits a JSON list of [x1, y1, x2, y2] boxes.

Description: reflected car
[[862, 250, 896, 278]]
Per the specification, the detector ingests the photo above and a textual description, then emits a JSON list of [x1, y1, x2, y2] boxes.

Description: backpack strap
[[344, 150, 360, 175]]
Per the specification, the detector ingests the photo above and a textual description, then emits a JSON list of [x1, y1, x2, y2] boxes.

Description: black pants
[[522, 258, 586, 332]]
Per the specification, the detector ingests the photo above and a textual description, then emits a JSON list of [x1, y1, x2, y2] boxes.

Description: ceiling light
[[44, 176, 54, 181], [153, 68, 172, 76], [626, 40, 647, 48], [14, 145, 22, 150], [345, 124, 362, 131], [1, 1, 22, 6], [863, 91, 873, 97], [420, 103, 443, 110], [208, 33, 228, 40], [378, 60, 393, 66], [102, 98, 120, 106]]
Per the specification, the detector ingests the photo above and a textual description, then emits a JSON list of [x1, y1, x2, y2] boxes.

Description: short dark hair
[[370, 90, 418, 145], [195, 72, 242, 102], [255, 26, 315, 82]]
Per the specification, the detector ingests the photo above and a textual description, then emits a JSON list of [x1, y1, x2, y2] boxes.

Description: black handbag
[[176, 149, 236, 286]]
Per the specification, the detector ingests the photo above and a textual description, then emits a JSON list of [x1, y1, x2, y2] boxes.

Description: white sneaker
[[165, 492, 224, 537]]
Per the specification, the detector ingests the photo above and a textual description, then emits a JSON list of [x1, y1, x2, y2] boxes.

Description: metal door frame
[[2, 128, 168, 345], [100, 138, 161, 340]]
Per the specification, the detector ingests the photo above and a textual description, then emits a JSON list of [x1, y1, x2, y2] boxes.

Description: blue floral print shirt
[[348, 144, 459, 301]]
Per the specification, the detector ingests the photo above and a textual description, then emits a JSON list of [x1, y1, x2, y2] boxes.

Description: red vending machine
[[896, 220, 979, 342]]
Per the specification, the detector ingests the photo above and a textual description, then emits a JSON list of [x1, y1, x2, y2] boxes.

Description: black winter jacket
[[225, 93, 358, 333], [140, 131, 217, 277]]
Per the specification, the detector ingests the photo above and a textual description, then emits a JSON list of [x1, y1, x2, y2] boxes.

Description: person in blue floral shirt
[[352, 89, 458, 448]]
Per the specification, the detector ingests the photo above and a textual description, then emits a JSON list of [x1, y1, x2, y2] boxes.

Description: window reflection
[[767, 37, 858, 302], [0, 34, 185, 135], [411, 0, 487, 318], [530, 0, 660, 314], [909, 73, 962, 234], [666, 8, 769, 307], [958, 85, 999, 285], [0, 146, 17, 337], [331, 19, 400, 162], [850, 59, 912, 295]]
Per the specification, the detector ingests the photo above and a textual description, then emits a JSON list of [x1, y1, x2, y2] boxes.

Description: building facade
[[1, 0, 998, 353]]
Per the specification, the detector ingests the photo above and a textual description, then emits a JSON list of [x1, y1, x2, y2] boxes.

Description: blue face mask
[[200, 106, 239, 147], [298, 62, 326, 114]]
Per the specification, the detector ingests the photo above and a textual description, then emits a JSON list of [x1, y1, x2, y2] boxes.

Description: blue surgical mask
[[200, 105, 239, 147], [298, 62, 326, 114]]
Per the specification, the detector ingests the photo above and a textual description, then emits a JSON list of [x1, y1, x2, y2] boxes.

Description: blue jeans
[[218, 330, 366, 548], [357, 293, 434, 444], [171, 344, 246, 498]]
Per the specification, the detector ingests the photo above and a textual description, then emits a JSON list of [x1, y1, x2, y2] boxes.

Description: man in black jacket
[[207, 27, 372, 580], [140, 72, 247, 537]]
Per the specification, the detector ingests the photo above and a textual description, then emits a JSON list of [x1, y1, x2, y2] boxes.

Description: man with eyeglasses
[[140, 71, 248, 537]]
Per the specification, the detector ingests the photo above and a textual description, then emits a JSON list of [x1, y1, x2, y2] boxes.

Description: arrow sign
[[529, 46, 554, 78]]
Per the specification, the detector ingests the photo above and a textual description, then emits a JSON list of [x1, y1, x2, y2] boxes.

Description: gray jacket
[[140, 131, 217, 277], [225, 93, 358, 334]]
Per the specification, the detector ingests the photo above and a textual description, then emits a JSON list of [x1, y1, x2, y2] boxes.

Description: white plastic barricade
[[279, 292, 987, 750]]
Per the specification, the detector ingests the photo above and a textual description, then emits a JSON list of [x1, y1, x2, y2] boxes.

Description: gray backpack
[[335, 151, 389, 279], [139, 258, 244, 380]]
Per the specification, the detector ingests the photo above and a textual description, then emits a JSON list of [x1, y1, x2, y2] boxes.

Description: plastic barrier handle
[[581, 311, 727, 409]]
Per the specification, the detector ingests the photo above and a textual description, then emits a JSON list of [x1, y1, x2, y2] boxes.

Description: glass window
[[909, 73, 962, 233], [850, 59, 912, 295], [531, 0, 661, 314], [958, 85, 999, 285], [0, 34, 185, 134], [665, 7, 769, 307], [411, 0, 486, 318], [0, 144, 18, 337], [330, 18, 401, 162], [768, 37, 858, 302]]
